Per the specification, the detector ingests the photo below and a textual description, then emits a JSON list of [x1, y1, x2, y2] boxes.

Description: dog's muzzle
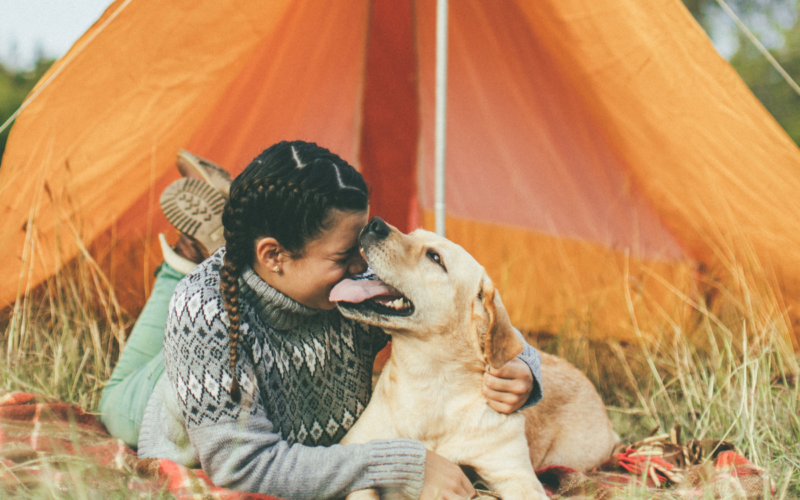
[[330, 218, 415, 317]]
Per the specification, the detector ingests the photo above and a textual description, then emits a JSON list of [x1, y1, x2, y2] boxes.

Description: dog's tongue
[[330, 278, 401, 303]]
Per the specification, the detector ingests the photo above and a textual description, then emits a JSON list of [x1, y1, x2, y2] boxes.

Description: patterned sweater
[[138, 249, 543, 499]]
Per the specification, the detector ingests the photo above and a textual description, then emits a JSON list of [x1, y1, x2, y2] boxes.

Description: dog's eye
[[427, 250, 446, 271]]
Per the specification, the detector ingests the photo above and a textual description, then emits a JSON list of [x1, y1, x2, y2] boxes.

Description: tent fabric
[[427, 213, 697, 339], [2, 0, 800, 344], [415, 0, 687, 260]]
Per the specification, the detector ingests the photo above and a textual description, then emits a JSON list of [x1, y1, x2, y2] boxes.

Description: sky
[[0, 0, 111, 69]]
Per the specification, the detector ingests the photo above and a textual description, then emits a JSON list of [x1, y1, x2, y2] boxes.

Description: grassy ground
[[1, 248, 798, 499], [525, 263, 800, 499]]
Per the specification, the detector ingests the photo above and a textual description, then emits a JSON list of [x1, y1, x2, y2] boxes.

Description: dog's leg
[[469, 441, 547, 500], [340, 396, 396, 445], [341, 398, 398, 500], [345, 489, 381, 500]]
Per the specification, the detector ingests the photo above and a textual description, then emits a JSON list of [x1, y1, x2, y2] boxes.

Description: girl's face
[[259, 209, 369, 310]]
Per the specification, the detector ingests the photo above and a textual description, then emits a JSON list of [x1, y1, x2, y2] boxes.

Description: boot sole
[[160, 178, 226, 255]]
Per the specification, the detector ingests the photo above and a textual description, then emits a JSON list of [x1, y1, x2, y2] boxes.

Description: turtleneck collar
[[239, 265, 321, 331]]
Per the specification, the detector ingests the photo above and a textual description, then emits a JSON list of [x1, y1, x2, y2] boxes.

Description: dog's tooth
[[381, 297, 411, 311]]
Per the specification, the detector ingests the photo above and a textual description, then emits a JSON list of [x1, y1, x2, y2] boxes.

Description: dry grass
[[1, 249, 130, 411], [0, 238, 798, 499], [527, 260, 800, 499], [0, 247, 157, 498]]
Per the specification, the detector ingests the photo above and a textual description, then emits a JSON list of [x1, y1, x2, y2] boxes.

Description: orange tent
[[2, 0, 800, 343]]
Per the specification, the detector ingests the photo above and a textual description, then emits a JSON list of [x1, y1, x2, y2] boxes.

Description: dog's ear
[[476, 277, 524, 369]]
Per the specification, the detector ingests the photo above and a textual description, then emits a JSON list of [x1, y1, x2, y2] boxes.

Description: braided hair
[[219, 141, 369, 402]]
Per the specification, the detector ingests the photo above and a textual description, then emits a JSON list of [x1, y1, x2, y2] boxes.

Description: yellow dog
[[332, 218, 618, 500]]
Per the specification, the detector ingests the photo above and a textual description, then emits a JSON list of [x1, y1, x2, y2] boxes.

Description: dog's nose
[[366, 217, 390, 239]]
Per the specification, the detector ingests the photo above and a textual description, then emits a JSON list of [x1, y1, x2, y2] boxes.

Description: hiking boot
[[176, 149, 232, 198], [160, 178, 226, 256]]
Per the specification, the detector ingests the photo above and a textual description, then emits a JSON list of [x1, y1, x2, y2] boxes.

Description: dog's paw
[[346, 488, 381, 500]]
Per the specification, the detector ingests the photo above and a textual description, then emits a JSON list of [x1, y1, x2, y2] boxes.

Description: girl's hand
[[421, 449, 475, 500], [482, 358, 533, 413]]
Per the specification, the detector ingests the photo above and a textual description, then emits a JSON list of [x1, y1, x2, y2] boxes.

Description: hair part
[[219, 141, 369, 401]]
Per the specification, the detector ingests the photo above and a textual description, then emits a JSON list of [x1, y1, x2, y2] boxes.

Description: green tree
[[730, 23, 800, 142], [682, 0, 800, 145]]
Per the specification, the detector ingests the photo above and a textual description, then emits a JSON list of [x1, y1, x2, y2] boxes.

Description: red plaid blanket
[[0, 392, 773, 499]]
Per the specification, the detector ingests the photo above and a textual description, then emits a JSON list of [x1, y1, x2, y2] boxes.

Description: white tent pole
[[434, 0, 448, 236]]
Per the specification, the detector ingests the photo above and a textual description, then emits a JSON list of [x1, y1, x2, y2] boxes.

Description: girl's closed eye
[[334, 247, 359, 266], [331, 252, 351, 266]]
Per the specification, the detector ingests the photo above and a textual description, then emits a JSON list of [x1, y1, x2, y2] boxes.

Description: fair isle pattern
[[241, 306, 381, 446], [162, 250, 389, 447]]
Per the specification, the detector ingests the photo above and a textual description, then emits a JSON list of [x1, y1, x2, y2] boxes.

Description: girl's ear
[[254, 237, 287, 271]]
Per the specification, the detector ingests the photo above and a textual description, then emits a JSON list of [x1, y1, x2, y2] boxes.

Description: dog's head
[[331, 217, 523, 369]]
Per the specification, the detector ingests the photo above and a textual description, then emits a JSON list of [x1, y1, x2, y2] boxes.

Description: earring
[[273, 266, 280, 273]]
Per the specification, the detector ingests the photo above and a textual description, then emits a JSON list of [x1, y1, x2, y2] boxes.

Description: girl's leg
[[100, 152, 228, 446], [99, 262, 185, 447]]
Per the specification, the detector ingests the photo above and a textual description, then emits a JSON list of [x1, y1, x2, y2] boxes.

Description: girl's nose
[[348, 254, 368, 276]]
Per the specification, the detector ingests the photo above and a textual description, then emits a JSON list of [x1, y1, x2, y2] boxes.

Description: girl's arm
[[516, 340, 543, 409], [189, 417, 424, 499], [160, 291, 425, 500]]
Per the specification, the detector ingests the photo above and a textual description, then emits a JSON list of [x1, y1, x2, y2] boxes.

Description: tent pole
[[434, 0, 448, 236]]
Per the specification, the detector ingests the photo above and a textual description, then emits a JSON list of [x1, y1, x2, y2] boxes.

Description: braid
[[220, 196, 248, 403], [220, 255, 243, 403], [220, 178, 273, 402]]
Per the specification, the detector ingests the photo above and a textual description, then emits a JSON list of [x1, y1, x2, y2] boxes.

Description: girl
[[100, 141, 542, 500]]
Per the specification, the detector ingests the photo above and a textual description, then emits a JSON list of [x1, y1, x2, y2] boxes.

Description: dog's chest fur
[[372, 351, 527, 464]]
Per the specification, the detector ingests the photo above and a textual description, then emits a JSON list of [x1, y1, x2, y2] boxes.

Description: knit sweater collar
[[239, 265, 321, 330]]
